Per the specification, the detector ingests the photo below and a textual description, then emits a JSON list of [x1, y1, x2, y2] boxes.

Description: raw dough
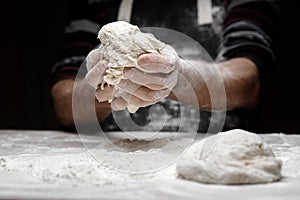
[[96, 21, 165, 113], [176, 129, 282, 184]]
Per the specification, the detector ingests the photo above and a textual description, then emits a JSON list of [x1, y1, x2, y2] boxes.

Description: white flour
[[1, 131, 300, 199], [0, 135, 181, 186], [0, 152, 177, 186], [0, 130, 299, 188]]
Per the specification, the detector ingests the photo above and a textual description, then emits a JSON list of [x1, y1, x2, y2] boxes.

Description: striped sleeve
[[51, 0, 121, 85], [217, 0, 279, 79]]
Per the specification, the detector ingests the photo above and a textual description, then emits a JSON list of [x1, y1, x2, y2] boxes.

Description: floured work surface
[[0, 130, 300, 200]]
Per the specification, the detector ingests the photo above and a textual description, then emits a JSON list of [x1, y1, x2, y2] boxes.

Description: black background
[[0, 0, 299, 133]]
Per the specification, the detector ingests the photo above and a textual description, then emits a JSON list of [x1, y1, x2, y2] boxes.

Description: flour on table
[[94, 21, 165, 113], [0, 136, 180, 186], [176, 129, 283, 184], [0, 151, 176, 187]]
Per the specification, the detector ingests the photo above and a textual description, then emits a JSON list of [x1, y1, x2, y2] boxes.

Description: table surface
[[0, 130, 300, 200]]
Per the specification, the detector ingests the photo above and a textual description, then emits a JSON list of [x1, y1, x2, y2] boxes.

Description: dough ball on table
[[176, 129, 282, 184]]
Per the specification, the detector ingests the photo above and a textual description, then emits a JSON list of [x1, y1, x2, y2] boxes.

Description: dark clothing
[[52, 0, 279, 132]]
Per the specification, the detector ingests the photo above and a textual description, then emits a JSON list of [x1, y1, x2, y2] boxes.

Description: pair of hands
[[85, 45, 179, 112]]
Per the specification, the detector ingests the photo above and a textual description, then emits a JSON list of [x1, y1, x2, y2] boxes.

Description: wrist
[[168, 58, 223, 110]]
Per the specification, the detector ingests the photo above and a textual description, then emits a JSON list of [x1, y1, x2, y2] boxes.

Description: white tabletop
[[0, 130, 299, 200]]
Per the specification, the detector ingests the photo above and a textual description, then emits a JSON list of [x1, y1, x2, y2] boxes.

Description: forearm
[[217, 58, 260, 110], [51, 79, 112, 127], [170, 57, 260, 111]]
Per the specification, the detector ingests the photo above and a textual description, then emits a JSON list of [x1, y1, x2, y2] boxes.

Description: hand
[[85, 48, 114, 102], [110, 45, 179, 112]]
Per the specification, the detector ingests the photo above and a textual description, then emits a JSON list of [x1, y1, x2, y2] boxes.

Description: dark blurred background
[[0, 0, 69, 129], [0, 0, 299, 133]]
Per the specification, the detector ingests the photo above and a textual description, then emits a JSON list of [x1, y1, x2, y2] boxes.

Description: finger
[[161, 45, 178, 57], [118, 79, 152, 101], [95, 85, 114, 102], [123, 68, 177, 90], [118, 79, 170, 102], [111, 97, 127, 111], [86, 49, 102, 71], [120, 91, 155, 108], [85, 60, 107, 89], [127, 104, 139, 113], [137, 53, 175, 73]]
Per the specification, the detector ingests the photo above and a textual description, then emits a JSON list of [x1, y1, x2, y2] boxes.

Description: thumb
[[85, 60, 107, 89], [137, 53, 175, 73], [86, 48, 102, 71]]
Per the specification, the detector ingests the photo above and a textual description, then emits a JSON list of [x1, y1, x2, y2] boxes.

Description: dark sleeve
[[217, 0, 279, 80], [51, 0, 121, 85]]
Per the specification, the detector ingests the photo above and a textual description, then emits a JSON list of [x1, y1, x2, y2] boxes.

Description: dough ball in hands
[[176, 129, 282, 184], [85, 21, 166, 113]]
